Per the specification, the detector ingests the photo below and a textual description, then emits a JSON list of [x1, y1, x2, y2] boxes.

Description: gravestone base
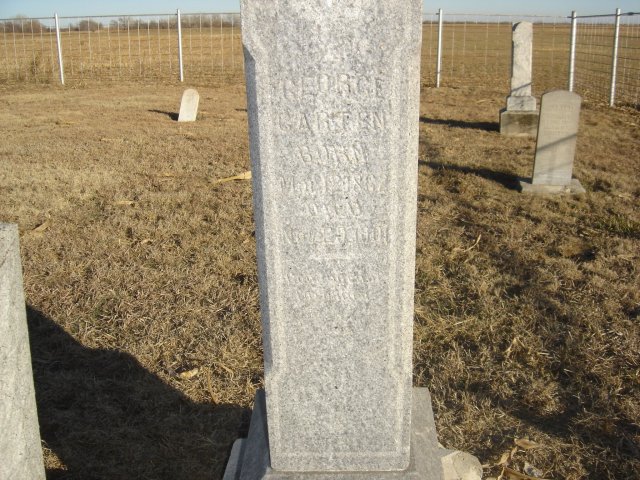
[[500, 109, 538, 137], [223, 389, 482, 480], [518, 178, 586, 195]]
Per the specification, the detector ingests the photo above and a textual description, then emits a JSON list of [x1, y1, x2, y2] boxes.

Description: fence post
[[568, 10, 577, 91], [177, 9, 184, 82], [609, 8, 621, 107], [54, 13, 65, 85], [436, 8, 443, 88]]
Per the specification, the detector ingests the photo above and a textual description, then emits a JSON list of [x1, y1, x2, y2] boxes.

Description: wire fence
[[421, 13, 572, 95], [0, 9, 638, 108], [572, 11, 640, 108], [0, 11, 243, 84]]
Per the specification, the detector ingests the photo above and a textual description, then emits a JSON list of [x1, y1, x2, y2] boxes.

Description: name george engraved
[[279, 73, 386, 100], [282, 223, 390, 247], [277, 109, 387, 134], [278, 173, 385, 196]]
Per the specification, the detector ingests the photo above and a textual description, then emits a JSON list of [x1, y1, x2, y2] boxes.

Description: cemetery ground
[[0, 80, 638, 480]]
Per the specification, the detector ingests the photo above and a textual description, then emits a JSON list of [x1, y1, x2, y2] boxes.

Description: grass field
[[0, 74, 638, 479]]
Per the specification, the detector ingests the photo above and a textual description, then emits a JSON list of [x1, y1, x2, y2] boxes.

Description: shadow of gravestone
[[26, 307, 250, 480]]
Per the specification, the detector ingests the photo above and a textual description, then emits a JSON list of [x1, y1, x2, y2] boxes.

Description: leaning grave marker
[[0, 224, 46, 480], [500, 22, 539, 137], [519, 90, 586, 194], [224, 1, 482, 479], [178, 88, 200, 122]]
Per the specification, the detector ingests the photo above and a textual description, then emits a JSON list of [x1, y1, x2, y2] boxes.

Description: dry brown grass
[[0, 79, 638, 479]]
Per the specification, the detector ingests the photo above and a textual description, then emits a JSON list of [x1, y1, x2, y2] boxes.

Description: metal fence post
[[568, 10, 577, 91], [177, 9, 184, 82], [609, 8, 621, 107], [54, 13, 65, 85], [436, 8, 443, 88]]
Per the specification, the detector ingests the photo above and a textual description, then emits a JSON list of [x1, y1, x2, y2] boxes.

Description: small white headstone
[[178, 88, 200, 122]]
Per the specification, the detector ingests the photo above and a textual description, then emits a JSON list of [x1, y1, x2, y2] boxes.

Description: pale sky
[[0, 1, 636, 19]]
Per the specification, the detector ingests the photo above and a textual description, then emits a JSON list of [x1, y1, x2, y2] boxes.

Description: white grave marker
[[178, 88, 200, 122]]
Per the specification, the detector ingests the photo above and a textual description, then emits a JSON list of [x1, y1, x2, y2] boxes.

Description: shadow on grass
[[459, 261, 640, 472], [27, 307, 250, 480], [414, 216, 639, 475], [419, 160, 520, 191], [420, 116, 499, 132], [148, 109, 179, 121]]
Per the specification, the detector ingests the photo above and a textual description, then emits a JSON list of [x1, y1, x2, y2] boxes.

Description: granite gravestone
[[519, 90, 585, 194], [0, 224, 46, 480], [178, 88, 200, 122], [224, 1, 482, 479], [500, 22, 539, 137]]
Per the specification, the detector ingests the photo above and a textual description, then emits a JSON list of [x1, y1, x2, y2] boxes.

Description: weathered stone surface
[[224, 389, 483, 480], [531, 90, 582, 186], [507, 95, 536, 111], [518, 178, 585, 194], [241, 0, 422, 473], [499, 109, 538, 137], [506, 22, 536, 112], [501, 22, 537, 136], [0, 224, 46, 480], [178, 88, 199, 122]]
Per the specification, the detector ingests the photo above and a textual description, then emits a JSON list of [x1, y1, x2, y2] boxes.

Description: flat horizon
[[0, 1, 637, 20]]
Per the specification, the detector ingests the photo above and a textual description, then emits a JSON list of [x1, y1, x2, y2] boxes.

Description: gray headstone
[[519, 90, 585, 194], [507, 22, 536, 111], [178, 88, 200, 122], [533, 90, 581, 185], [0, 224, 46, 480], [227, 1, 482, 479]]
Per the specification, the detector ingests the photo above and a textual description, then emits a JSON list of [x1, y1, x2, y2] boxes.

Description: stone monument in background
[[178, 88, 200, 122], [519, 90, 586, 194], [224, 1, 482, 479], [0, 224, 46, 480], [500, 22, 539, 137]]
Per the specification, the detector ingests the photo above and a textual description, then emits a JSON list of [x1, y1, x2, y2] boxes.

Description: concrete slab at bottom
[[223, 388, 482, 480], [500, 109, 538, 137], [518, 178, 586, 195]]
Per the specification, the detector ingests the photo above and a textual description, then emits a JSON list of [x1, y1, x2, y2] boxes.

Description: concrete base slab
[[223, 388, 482, 480], [500, 109, 538, 137], [518, 178, 586, 195]]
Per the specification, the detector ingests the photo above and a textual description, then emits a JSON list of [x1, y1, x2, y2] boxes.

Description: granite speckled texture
[[224, 389, 483, 480], [241, 0, 422, 473], [178, 88, 200, 122], [0, 224, 46, 480]]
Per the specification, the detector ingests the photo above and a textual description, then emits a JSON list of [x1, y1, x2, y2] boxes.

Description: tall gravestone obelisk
[[224, 1, 482, 479], [500, 22, 539, 137], [0, 224, 46, 480]]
